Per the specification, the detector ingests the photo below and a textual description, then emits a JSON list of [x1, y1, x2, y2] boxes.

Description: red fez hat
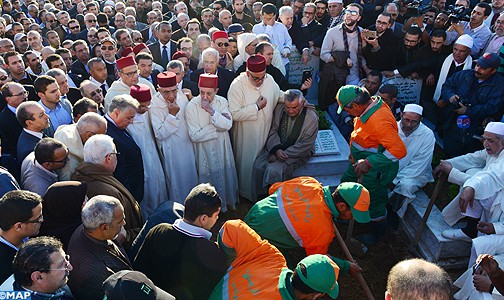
[[130, 84, 151, 103], [172, 51, 189, 60], [117, 55, 136, 70], [157, 71, 177, 88], [198, 74, 218, 89], [133, 43, 148, 55], [121, 47, 134, 57], [247, 54, 266, 72], [212, 30, 228, 41]]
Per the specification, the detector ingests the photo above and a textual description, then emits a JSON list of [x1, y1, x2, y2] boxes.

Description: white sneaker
[[441, 229, 472, 242]]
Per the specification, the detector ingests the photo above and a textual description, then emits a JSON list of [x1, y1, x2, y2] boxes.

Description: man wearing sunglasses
[[210, 30, 234, 71], [0, 190, 43, 284], [99, 37, 119, 82]]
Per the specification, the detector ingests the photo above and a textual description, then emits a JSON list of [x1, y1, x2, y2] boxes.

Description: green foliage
[[316, 106, 332, 130]]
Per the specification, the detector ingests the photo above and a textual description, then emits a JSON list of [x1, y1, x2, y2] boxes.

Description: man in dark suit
[[385, 3, 404, 39], [190, 48, 234, 98], [299, 3, 326, 49], [16, 101, 50, 163], [0, 83, 26, 178], [105, 96, 145, 203], [76, 13, 98, 41], [4, 51, 38, 86], [136, 52, 161, 87], [362, 12, 400, 71], [167, 59, 198, 98], [70, 40, 91, 79], [148, 21, 177, 70]]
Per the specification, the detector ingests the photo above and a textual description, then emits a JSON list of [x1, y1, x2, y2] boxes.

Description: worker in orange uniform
[[336, 85, 407, 245], [209, 219, 351, 300]]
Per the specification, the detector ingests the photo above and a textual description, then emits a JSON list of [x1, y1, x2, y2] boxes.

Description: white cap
[[485, 122, 504, 135], [328, 0, 343, 3], [455, 34, 473, 50], [6, 24, 12, 32], [403, 104, 423, 116], [104, 0, 115, 6]]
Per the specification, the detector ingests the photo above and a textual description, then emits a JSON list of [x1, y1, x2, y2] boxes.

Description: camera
[[404, 0, 432, 17], [446, 5, 471, 24]]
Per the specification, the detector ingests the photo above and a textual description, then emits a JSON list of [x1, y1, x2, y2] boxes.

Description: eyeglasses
[[344, 9, 359, 16], [88, 34, 97, 38], [24, 214, 43, 224], [120, 69, 139, 77], [86, 19, 97, 23], [41, 255, 71, 271], [106, 151, 120, 158], [50, 155, 69, 164], [69, 25, 79, 30], [10, 90, 28, 97], [249, 73, 265, 82], [101, 46, 114, 51], [216, 42, 229, 47], [303, 11, 315, 15], [47, 19, 55, 23], [134, 37, 143, 42], [89, 88, 103, 98]]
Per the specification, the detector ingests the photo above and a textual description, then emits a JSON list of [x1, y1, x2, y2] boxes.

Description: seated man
[[245, 176, 370, 256], [72, 134, 144, 249], [133, 183, 227, 300], [390, 104, 435, 218], [0, 190, 43, 284], [209, 219, 353, 299], [67, 195, 133, 300], [11, 236, 73, 299], [435, 122, 504, 244], [253, 89, 318, 199]]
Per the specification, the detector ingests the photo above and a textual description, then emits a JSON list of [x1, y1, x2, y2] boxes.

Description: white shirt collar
[[24, 128, 43, 139], [172, 219, 212, 240], [7, 104, 16, 114]]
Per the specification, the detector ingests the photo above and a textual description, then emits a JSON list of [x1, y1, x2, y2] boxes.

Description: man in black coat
[[148, 21, 177, 70], [189, 48, 234, 98], [16, 102, 50, 163], [362, 12, 400, 71], [105, 96, 145, 203]]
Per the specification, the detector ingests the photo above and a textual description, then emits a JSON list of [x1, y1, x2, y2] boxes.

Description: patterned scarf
[[342, 24, 364, 78]]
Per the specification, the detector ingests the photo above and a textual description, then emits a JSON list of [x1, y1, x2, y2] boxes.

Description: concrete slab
[[401, 191, 470, 269]]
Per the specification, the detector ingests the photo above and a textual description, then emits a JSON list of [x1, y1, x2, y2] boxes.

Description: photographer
[[362, 12, 400, 71], [445, 2, 492, 57], [439, 52, 504, 157]]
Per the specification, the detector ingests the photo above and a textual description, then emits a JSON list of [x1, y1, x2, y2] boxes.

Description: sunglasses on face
[[344, 9, 359, 16], [217, 42, 229, 47], [101, 46, 114, 51], [89, 88, 102, 98], [70, 25, 79, 30]]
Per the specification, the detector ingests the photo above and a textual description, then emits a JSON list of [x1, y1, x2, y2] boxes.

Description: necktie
[[162, 45, 169, 69], [219, 55, 227, 68], [101, 84, 106, 97]]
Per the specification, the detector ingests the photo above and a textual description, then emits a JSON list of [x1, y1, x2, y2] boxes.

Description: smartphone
[[302, 69, 312, 84], [364, 30, 377, 40]]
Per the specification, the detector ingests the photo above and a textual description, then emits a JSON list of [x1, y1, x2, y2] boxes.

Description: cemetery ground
[[212, 146, 468, 299]]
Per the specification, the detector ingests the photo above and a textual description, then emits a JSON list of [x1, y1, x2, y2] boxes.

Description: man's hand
[[268, 154, 277, 163], [353, 159, 371, 179], [455, 102, 467, 115], [474, 273, 493, 293], [276, 149, 289, 161], [433, 160, 452, 178], [477, 254, 501, 277], [302, 50, 310, 64], [426, 73, 435, 85], [348, 262, 363, 279], [449, 94, 460, 103], [449, 21, 464, 35], [312, 47, 321, 56], [477, 221, 496, 234], [382, 70, 395, 78], [301, 78, 312, 90], [301, 16, 310, 25], [459, 186, 475, 213], [168, 101, 180, 116], [256, 96, 267, 110], [346, 57, 353, 68], [365, 35, 379, 49], [201, 99, 215, 115], [182, 88, 193, 100]]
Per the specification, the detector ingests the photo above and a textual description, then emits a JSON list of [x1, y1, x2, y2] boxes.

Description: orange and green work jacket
[[209, 219, 349, 300], [244, 176, 341, 255]]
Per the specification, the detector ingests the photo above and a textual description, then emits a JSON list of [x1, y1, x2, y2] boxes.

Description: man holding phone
[[362, 12, 399, 71]]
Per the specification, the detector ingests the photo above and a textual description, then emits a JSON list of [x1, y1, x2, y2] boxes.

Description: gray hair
[[81, 195, 122, 231], [256, 33, 271, 43], [45, 68, 65, 78], [279, 5, 293, 16], [174, 1, 187, 12], [125, 7, 136, 17], [150, 21, 159, 32], [202, 47, 219, 61], [167, 59, 184, 71], [219, 9, 231, 18], [76, 112, 106, 135], [108, 95, 140, 114], [83, 134, 115, 165], [284, 89, 304, 103], [253, 2, 263, 8], [87, 57, 105, 70], [177, 13, 189, 20]]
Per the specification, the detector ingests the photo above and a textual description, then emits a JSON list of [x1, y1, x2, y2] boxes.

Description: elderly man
[[0, 190, 43, 284], [390, 104, 435, 218], [72, 135, 144, 250], [54, 112, 107, 181], [80, 80, 106, 115], [253, 90, 318, 199], [210, 30, 234, 71], [127, 86, 168, 218], [481, 13, 504, 55], [104, 56, 154, 111], [190, 48, 234, 98], [67, 195, 133, 300], [99, 37, 118, 82], [16, 102, 50, 163], [228, 54, 283, 201], [336, 85, 407, 244], [150, 72, 197, 203], [439, 52, 504, 157], [167, 57, 198, 98], [20, 138, 68, 196], [11, 237, 73, 298], [185, 74, 238, 211]]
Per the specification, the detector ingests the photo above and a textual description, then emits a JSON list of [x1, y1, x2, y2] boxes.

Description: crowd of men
[[0, 0, 503, 297]]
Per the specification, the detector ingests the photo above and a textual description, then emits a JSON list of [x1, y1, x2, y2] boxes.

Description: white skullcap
[[5, 24, 12, 32], [403, 104, 423, 116], [104, 0, 115, 6], [455, 34, 473, 50], [328, 0, 343, 3], [485, 122, 504, 135]]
